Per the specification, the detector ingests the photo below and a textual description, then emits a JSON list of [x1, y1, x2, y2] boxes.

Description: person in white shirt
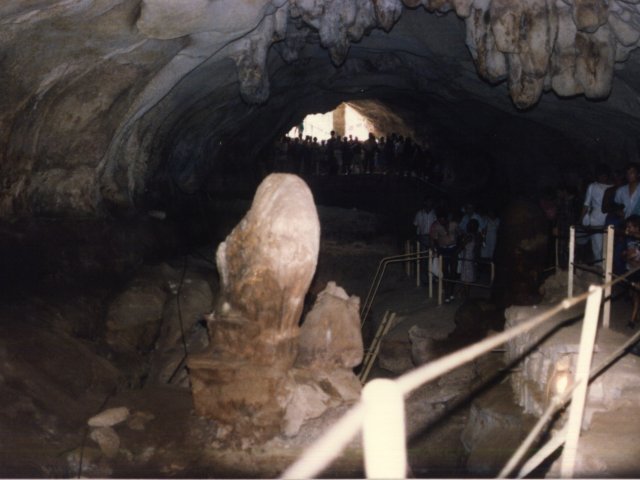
[[413, 197, 436, 251], [614, 162, 640, 218], [581, 164, 612, 266]]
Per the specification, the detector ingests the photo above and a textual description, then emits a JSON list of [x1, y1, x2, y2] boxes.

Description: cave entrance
[[287, 102, 375, 140]]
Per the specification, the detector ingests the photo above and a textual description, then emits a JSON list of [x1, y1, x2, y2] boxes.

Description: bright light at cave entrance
[[288, 103, 373, 141]]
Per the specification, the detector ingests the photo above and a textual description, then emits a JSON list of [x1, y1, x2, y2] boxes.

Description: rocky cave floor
[[2, 224, 640, 478]]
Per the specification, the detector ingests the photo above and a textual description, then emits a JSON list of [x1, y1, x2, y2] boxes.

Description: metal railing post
[[568, 226, 575, 298], [362, 379, 406, 479], [405, 240, 410, 277], [416, 241, 420, 287], [553, 237, 560, 273], [428, 249, 433, 299], [438, 255, 443, 306], [360, 312, 396, 384], [490, 260, 495, 286], [560, 285, 603, 478], [281, 291, 593, 480], [603, 225, 614, 328]]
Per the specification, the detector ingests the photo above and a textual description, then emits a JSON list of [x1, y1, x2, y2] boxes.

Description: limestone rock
[[296, 281, 363, 369], [147, 272, 213, 386], [379, 336, 415, 373], [575, 27, 615, 98], [159, 275, 213, 349], [127, 411, 156, 431], [189, 359, 294, 441], [147, 321, 209, 387], [90, 426, 121, 459], [137, 0, 279, 40], [283, 381, 333, 437], [283, 366, 361, 437], [409, 324, 440, 366], [319, 368, 362, 402], [466, 2, 508, 83], [105, 281, 168, 354], [573, 0, 609, 33], [88, 407, 130, 427], [406, 381, 461, 405]]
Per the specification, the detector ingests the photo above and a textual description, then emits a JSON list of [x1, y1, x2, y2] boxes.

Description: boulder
[[296, 281, 363, 369], [88, 407, 130, 428], [90, 427, 120, 459]]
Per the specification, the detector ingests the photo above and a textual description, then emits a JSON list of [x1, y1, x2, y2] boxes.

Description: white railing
[[281, 259, 640, 480], [568, 225, 614, 327], [360, 241, 494, 324]]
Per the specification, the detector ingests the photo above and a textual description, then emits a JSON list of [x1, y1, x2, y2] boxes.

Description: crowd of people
[[270, 131, 442, 180], [434, 161, 640, 329], [412, 197, 500, 304], [271, 128, 640, 327], [410, 161, 640, 326]]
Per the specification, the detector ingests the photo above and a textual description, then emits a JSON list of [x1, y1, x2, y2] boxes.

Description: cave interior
[[2, 0, 640, 477]]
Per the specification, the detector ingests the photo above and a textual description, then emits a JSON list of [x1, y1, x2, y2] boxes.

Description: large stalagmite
[[188, 174, 362, 443], [188, 174, 319, 441]]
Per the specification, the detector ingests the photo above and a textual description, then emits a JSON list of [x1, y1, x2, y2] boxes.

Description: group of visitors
[[542, 162, 640, 329], [270, 131, 441, 180], [607, 162, 640, 329], [413, 197, 500, 304]]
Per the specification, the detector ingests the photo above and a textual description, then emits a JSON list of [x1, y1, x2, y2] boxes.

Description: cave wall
[[1, 1, 640, 220]]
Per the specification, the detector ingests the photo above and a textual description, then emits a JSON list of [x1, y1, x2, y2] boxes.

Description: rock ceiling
[[1, 0, 640, 218]]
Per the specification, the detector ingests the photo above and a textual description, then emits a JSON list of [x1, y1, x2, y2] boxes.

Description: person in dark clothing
[[362, 132, 378, 174]]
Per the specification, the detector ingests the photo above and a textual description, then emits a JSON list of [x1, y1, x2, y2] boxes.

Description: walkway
[[362, 266, 640, 477]]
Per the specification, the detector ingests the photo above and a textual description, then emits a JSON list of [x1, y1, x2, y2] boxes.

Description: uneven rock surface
[[0, 198, 380, 477], [505, 272, 640, 477], [2, 1, 640, 221]]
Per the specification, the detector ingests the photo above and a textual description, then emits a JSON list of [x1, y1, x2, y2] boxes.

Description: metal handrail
[[500, 326, 640, 478], [281, 263, 640, 480], [359, 249, 433, 326], [361, 243, 495, 324], [281, 290, 587, 479]]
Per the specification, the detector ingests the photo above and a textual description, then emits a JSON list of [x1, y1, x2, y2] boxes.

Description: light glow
[[288, 103, 373, 140]]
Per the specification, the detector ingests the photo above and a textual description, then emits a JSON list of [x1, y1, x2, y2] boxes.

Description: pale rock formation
[[188, 174, 364, 443], [88, 407, 130, 428], [283, 281, 364, 436], [463, 0, 640, 107], [296, 281, 363, 369], [188, 174, 320, 441], [283, 380, 333, 437], [90, 426, 121, 459]]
